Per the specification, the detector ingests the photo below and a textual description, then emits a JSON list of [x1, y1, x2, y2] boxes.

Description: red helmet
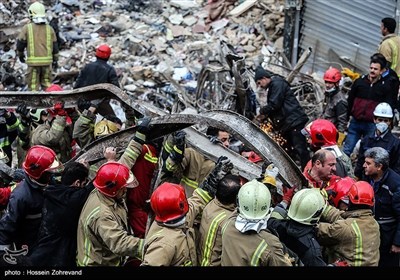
[[326, 177, 355, 207], [348, 181, 375, 207], [94, 162, 135, 197], [95, 44, 111, 59], [248, 151, 262, 163], [150, 182, 189, 223], [45, 84, 63, 92], [309, 119, 338, 147], [22, 145, 61, 179], [323, 67, 341, 83]]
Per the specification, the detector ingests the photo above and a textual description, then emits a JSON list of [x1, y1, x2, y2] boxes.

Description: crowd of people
[[1, 2, 400, 268]]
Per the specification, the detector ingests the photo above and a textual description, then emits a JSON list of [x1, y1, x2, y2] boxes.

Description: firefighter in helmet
[[0, 145, 62, 254]]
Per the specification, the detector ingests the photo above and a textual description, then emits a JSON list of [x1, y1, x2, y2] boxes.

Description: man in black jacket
[[74, 44, 119, 118], [24, 161, 93, 266], [254, 66, 310, 170]]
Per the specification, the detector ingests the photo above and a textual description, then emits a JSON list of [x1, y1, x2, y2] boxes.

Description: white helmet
[[288, 188, 326, 225], [28, 2, 47, 23], [373, 102, 393, 118], [237, 179, 271, 220]]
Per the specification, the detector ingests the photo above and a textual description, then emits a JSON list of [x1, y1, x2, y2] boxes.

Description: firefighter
[[30, 101, 73, 163], [318, 181, 380, 266], [321, 67, 348, 141], [303, 119, 354, 178], [74, 44, 119, 119], [76, 162, 144, 266], [17, 2, 58, 91], [0, 145, 62, 256], [220, 179, 293, 266], [0, 109, 19, 167], [141, 156, 233, 266]]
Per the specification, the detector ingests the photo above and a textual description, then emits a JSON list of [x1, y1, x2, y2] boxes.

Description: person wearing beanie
[[254, 65, 310, 170]]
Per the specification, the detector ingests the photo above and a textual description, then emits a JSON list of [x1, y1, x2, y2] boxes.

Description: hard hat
[[288, 188, 326, 225], [348, 181, 374, 207], [309, 119, 338, 147], [0, 147, 9, 164], [45, 84, 63, 92], [150, 182, 189, 223], [30, 109, 48, 123], [93, 162, 135, 197], [323, 67, 342, 83], [325, 176, 355, 207], [248, 151, 262, 163], [28, 2, 46, 19], [94, 119, 120, 138], [22, 145, 61, 180], [95, 44, 111, 60], [373, 102, 393, 118], [237, 179, 271, 220]]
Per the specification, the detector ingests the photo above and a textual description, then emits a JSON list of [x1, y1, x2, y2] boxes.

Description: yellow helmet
[[94, 119, 121, 138], [28, 2, 46, 19]]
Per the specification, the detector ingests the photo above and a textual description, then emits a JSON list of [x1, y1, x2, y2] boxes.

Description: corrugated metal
[[299, 0, 397, 76]]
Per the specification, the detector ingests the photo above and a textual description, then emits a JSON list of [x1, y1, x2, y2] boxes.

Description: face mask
[[376, 122, 389, 134], [325, 87, 336, 94]]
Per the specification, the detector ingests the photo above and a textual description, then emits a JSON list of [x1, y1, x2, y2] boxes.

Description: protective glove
[[337, 132, 346, 147], [134, 117, 151, 145], [329, 259, 349, 267], [282, 186, 298, 205], [263, 163, 279, 187], [200, 156, 234, 197], [209, 135, 221, 144], [16, 103, 31, 120], [170, 130, 186, 163], [53, 101, 67, 117], [18, 54, 26, 64], [77, 98, 93, 112], [12, 169, 25, 182], [173, 130, 186, 147], [52, 60, 58, 70], [0, 109, 7, 118]]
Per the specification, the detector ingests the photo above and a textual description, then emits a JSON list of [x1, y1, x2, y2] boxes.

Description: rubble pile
[[0, 0, 287, 102]]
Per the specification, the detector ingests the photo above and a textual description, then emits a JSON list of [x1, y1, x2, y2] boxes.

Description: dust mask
[[325, 87, 336, 94], [376, 122, 389, 134]]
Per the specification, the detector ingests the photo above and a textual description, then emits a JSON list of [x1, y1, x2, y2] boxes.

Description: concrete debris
[[0, 0, 322, 119]]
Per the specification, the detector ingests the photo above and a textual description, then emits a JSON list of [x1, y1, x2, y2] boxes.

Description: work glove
[[12, 169, 25, 182], [329, 259, 349, 267], [209, 135, 221, 145], [282, 186, 298, 205], [77, 97, 94, 112], [262, 163, 279, 187], [134, 117, 151, 145], [16, 103, 31, 120], [18, 54, 25, 64], [200, 156, 234, 197], [337, 132, 346, 147], [52, 60, 58, 70], [170, 130, 186, 163], [53, 101, 67, 117]]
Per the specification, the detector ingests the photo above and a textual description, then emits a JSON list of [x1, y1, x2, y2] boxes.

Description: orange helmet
[[95, 44, 111, 59], [348, 181, 375, 207], [93, 162, 135, 197], [323, 67, 341, 83], [325, 176, 355, 207], [22, 145, 61, 179], [309, 119, 338, 147], [150, 182, 189, 223], [45, 84, 63, 92]]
